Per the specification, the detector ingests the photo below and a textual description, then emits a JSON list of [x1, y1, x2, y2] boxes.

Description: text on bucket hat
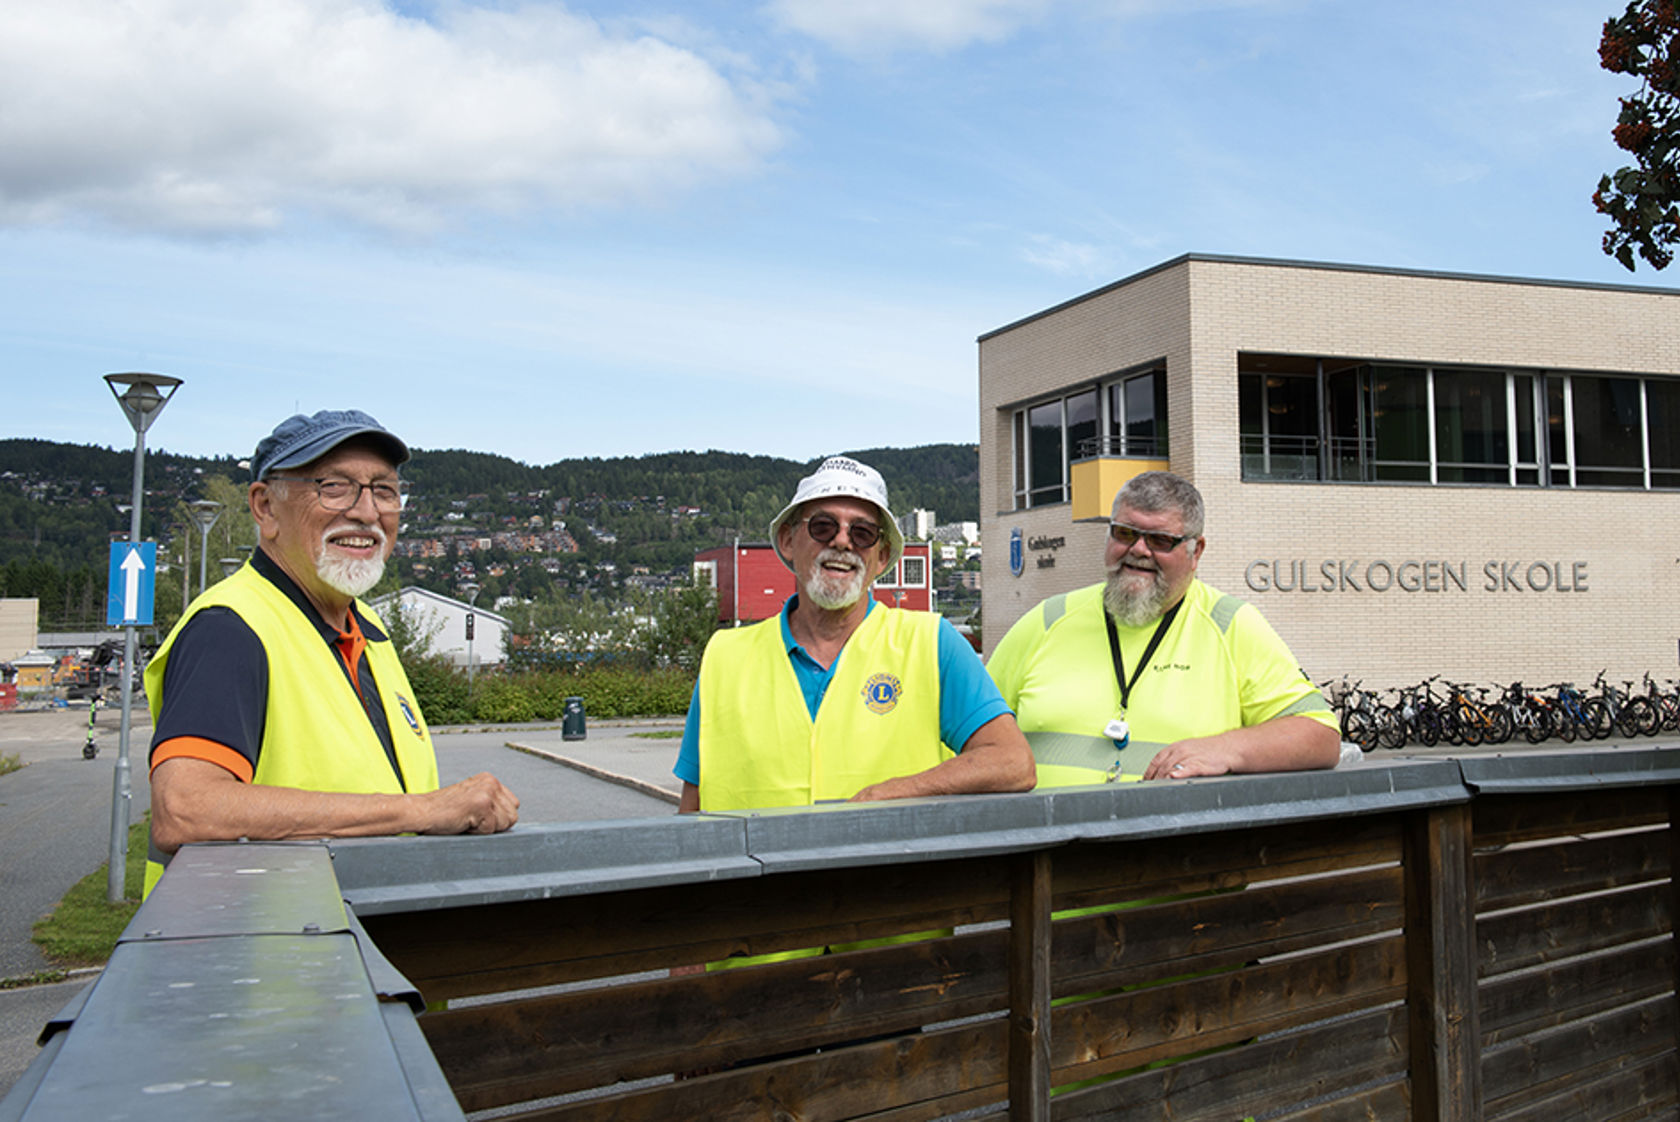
[[251, 410, 410, 481], [769, 456, 904, 572]]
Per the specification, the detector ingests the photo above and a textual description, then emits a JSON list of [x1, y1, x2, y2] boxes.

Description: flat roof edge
[[976, 253, 1680, 342]]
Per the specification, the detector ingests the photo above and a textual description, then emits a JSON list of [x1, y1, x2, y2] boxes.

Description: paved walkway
[[499, 719, 684, 804], [0, 708, 683, 1103]]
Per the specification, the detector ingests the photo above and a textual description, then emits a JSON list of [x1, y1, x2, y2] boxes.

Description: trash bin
[[562, 696, 586, 741]]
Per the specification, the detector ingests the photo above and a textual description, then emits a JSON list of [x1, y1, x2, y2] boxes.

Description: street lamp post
[[187, 500, 224, 598], [462, 583, 480, 693], [103, 372, 181, 902]]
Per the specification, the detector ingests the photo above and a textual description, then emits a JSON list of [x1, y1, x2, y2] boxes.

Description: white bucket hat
[[769, 456, 904, 572]]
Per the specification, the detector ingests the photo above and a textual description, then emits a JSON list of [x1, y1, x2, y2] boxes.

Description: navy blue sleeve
[[148, 607, 269, 775]]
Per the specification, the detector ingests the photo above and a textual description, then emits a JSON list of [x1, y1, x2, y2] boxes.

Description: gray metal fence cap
[[329, 815, 759, 914], [729, 790, 1059, 874], [1034, 756, 1470, 843], [1456, 745, 1680, 793], [128, 841, 347, 940], [11, 936, 456, 1122]]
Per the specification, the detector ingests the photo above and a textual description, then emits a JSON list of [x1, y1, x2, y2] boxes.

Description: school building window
[[1011, 366, 1165, 509], [1239, 353, 1680, 489]]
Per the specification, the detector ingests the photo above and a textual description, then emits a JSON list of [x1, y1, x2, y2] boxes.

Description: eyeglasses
[[1109, 522, 1189, 553], [801, 513, 883, 550], [271, 476, 408, 512]]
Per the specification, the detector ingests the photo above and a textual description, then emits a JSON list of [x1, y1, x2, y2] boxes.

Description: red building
[[693, 541, 933, 625]]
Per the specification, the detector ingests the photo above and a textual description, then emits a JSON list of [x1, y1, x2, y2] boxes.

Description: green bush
[[472, 677, 536, 723], [403, 655, 472, 725], [400, 655, 695, 726]]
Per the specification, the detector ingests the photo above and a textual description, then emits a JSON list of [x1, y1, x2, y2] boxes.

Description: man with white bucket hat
[[675, 456, 1035, 813]]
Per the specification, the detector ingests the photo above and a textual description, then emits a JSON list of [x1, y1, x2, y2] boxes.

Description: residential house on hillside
[[693, 542, 934, 625], [369, 587, 511, 672]]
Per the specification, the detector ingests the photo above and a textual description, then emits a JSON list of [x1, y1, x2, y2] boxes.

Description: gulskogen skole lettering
[[1244, 559, 1589, 594]]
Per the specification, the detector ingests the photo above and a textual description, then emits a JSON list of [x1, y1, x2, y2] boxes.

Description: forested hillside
[[0, 438, 981, 630]]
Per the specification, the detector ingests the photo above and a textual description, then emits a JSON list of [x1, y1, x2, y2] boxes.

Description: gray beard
[[314, 522, 388, 599], [805, 547, 867, 610], [1104, 567, 1170, 628], [317, 554, 385, 599]]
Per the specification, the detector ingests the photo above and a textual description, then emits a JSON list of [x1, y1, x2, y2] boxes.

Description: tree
[[1596, 0, 1680, 270], [645, 575, 718, 671]]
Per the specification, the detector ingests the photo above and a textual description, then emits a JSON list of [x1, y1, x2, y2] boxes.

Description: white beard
[[805, 547, 868, 610], [1104, 563, 1170, 627], [314, 522, 387, 599]]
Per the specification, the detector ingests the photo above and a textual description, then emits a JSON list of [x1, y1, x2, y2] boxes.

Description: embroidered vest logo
[[396, 693, 424, 735], [862, 673, 902, 714]]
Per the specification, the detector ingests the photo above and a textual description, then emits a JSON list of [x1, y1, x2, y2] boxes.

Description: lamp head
[[186, 499, 224, 531], [103, 372, 183, 435]]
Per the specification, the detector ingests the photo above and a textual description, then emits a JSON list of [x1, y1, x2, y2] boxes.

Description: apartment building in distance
[[979, 254, 1680, 688]]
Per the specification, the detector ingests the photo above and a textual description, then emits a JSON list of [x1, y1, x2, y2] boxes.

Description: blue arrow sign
[[107, 542, 157, 626]]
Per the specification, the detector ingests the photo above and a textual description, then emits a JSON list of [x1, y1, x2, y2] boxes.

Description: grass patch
[[630, 730, 683, 740], [0, 969, 70, 990], [31, 814, 148, 967], [0, 750, 22, 777]]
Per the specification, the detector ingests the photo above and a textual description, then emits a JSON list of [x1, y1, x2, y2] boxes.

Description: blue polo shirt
[[672, 597, 1010, 786]]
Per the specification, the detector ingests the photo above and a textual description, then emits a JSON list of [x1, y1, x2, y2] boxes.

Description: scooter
[[82, 695, 101, 759]]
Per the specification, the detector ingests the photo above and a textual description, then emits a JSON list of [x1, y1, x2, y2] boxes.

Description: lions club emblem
[[863, 673, 902, 714], [396, 693, 424, 736]]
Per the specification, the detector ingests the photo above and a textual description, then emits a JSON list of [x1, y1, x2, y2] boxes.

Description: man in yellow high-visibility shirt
[[144, 410, 518, 895], [989, 471, 1340, 787], [675, 456, 1035, 813]]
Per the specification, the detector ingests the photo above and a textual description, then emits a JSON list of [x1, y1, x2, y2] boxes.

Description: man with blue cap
[[143, 410, 518, 895], [674, 455, 1035, 813]]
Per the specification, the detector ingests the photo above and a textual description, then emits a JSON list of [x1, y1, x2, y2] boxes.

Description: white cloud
[[765, 0, 1052, 55], [0, 0, 784, 236], [1019, 234, 1107, 277]]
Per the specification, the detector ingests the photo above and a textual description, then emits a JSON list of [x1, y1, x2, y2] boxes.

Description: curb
[[0, 965, 103, 991], [504, 741, 681, 806]]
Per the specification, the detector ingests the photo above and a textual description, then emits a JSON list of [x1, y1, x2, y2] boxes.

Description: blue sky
[[0, 0, 1659, 466]]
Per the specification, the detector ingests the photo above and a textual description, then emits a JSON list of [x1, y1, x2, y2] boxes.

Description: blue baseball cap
[[251, 410, 409, 481]]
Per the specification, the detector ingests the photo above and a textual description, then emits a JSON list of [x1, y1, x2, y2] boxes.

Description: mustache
[[320, 520, 387, 548]]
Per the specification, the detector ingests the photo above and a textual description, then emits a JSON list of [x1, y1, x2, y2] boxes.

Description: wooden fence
[[4, 748, 1677, 1121]]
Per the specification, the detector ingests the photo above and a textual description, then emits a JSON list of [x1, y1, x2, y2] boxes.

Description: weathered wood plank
[[1485, 1048, 1678, 1122], [1481, 993, 1676, 1109], [1048, 939, 1406, 1085], [1480, 938, 1676, 1043], [1262, 1077, 1412, 1122], [1051, 865, 1403, 996], [428, 928, 1009, 1110], [1472, 789, 1669, 849], [427, 861, 1407, 1111], [1009, 850, 1052, 1120], [1477, 883, 1671, 978], [1051, 1004, 1407, 1121], [1406, 801, 1479, 1122], [1475, 828, 1670, 913], [509, 1015, 1010, 1122], [1050, 816, 1400, 912], [364, 855, 1017, 1001]]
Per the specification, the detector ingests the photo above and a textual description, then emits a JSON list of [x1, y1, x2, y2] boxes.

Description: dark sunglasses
[[1109, 522, 1189, 552], [802, 513, 883, 550]]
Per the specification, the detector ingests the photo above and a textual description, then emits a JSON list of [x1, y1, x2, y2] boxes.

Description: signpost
[[106, 542, 157, 627], [103, 372, 181, 902]]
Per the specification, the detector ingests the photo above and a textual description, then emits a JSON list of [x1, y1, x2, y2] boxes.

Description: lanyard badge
[[1103, 718, 1130, 782]]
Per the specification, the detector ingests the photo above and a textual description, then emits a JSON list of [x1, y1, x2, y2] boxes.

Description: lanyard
[[1104, 600, 1182, 712]]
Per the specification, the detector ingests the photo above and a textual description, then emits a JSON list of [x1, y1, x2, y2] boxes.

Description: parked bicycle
[[1592, 670, 1658, 739], [1500, 682, 1555, 745]]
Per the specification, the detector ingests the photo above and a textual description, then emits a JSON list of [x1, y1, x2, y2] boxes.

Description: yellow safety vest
[[143, 563, 437, 894], [696, 605, 944, 812], [988, 580, 1334, 788]]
